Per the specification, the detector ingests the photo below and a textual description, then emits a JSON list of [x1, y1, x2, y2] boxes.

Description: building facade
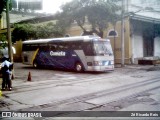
[[65, 0, 160, 64]]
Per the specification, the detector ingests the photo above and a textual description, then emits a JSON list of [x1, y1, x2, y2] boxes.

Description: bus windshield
[[93, 41, 113, 56]]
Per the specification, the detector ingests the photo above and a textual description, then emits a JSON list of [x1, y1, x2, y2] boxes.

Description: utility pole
[[6, 0, 13, 62], [121, 0, 125, 67]]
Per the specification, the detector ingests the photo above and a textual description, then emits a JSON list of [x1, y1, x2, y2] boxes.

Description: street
[[0, 63, 160, 119]]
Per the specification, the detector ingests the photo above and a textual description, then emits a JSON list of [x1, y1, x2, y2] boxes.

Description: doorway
[[143, 28, 154, 57]]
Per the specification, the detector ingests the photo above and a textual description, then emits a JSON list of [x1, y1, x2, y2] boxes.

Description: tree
[[0, 34, 7, 48], [0, 0, 12, 50], [58, 0, 120, 38], [12, 24, 36, 42], [35, 22, 65, 39], [12, 23, 65, 42], [0, 0, 12, 18]]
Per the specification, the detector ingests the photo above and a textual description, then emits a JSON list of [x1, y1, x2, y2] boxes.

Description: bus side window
[[79, 45, 82, 49], [72, 44, 76, 49], [73, 42, 81, 50], [57, 43, 65, 51], [52, 46, 56, 50], [63, 43, 69, 50], [49, 44, 57, 51], [94, 44, 99, 54], [83, 42, 94, 56], [56, 44, 61, 50], [77, 43, 82, 50], [30, 44, 38, 51], [40, 45, 48, 51], [51, 45, 56, 50]]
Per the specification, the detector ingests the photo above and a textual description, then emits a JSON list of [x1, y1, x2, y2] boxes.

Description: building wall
[[0, 17, 2, 29], [130, 0, 160, 6], [106, 18, 131, 64], [0, 13, 5, 30], [13, 40, 23, 62], [154, 37, 160, 57], [66, 25, 82, 36], [130, 19, 160, 64], [131, 33, 143, 64], [1, 13, 35, 29]]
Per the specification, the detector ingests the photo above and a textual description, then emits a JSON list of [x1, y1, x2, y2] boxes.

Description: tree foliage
[[12, 24, 35, 42], [58, 0, 120, 38], [0, 0, 12, 18], [35, 22, 65, 39], [0, 0, 6, 18], [0, 34, 7, 49], [12, 23, 65, 42]]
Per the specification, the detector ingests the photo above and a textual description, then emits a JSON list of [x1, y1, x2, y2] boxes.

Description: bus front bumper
[[87, 65, 114, 72]]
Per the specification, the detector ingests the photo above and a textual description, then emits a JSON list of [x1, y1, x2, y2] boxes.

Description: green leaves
[[12, 23, 65, 42], [58, 0, 120, 38], [35, 22, 64, 39], [12, 24, 34, 42], [0, 34, 7, 49]]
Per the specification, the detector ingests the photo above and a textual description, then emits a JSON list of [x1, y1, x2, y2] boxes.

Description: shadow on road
[[19, 64, 112, 75]]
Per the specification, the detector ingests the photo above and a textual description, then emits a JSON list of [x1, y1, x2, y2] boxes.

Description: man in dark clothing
[[1, 57, 12, 91]]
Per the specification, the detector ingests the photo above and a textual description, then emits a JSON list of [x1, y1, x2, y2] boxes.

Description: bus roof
[[23, 36, 109, 44]]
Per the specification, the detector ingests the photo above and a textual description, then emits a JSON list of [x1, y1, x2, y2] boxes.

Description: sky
[[43, 0, 72, 13]]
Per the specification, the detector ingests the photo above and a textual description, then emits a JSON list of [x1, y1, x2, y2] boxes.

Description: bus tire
[[33, 61, 38, 68], [75, 62, 84, 72]]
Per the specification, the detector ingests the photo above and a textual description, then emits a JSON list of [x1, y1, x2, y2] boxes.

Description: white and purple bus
[[22, 36, 114, 72]]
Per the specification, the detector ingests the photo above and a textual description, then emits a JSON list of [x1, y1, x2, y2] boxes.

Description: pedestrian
[[1, 57, 13, 91]]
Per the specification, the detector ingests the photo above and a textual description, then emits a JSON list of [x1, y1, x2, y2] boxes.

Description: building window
[[107, 29, 118, 37]]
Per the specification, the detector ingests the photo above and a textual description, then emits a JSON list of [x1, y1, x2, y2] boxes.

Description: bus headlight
[[102, 61, 114, 66], [110, 61, 114, 65], [103, 61, 109, 66]]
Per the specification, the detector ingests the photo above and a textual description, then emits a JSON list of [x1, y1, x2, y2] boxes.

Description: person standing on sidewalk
[[1, 57, 13, 91]]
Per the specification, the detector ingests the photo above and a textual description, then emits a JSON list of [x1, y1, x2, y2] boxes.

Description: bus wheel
[[33, 61, 38, 68], [75, 63, 83, 72]]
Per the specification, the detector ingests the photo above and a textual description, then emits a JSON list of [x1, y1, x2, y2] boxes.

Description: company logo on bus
[[50, 51, 66, 56]]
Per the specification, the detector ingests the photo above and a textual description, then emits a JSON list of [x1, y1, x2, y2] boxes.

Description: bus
[[22, 36, 114, 72]]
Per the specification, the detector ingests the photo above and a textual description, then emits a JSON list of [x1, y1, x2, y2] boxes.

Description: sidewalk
[[115, 64, 160, 70]]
